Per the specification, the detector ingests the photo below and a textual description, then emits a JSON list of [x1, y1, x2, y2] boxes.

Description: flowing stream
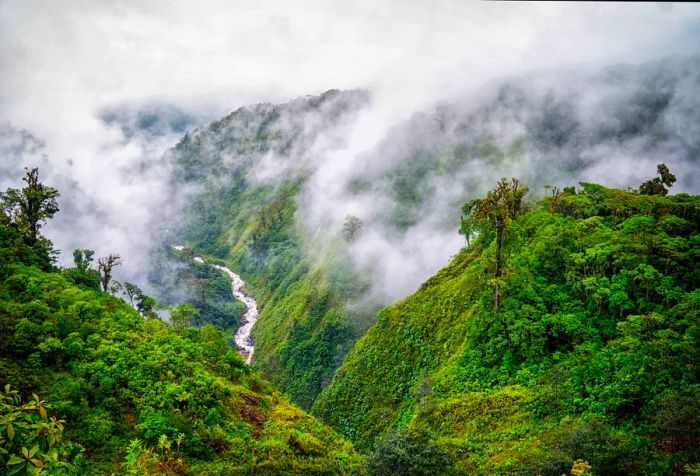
[[174, 246, 258, 364]]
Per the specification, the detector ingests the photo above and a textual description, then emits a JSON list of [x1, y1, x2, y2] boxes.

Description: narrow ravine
[[174, 246, 258, 364]]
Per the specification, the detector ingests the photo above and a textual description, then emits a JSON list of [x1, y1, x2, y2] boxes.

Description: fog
[[1, 1, 699, 300], [237, 57, 700, 302]]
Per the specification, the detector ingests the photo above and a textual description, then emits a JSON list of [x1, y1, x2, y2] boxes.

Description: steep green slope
[[166, 91, 374, 410], [178, 176, 368, 410], [313, 183, 700, 474], [0, 220, 361, 475]]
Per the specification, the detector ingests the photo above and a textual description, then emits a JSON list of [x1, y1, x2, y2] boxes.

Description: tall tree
[[135, 293, 157, 319], [98, 254, 121, 293], [463, 178, 528, 307], [67, 248, 100, 290], [170, 304, 199, 328], [0, 167, 60, 244]]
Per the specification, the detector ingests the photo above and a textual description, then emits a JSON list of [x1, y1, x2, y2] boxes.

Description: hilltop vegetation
[[0, 170, 361, 475], [314, 178, 700, 474]]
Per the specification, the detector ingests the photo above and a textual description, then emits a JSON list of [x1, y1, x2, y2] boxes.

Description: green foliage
[[63, 249, 100, 291], [464, 177, 529, 230], [0, 385, 74, 475], [364, 427, 454, 476], [639, 163, 677, 196], [71, 249, 93, 273], [170, 175, 370, 410], [0, 220, 362, 474], [0, 168, 59, 245], [316, 182, 700, 473], [170, 304, 200, 329], [123, 434, 185, 475], [158, 94, 376, 411]]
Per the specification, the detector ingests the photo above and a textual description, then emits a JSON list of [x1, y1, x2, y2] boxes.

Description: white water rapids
[[173, 246, 258, 364]]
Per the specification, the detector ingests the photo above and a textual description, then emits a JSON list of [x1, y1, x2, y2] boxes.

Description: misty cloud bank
[[1, 1, 699, 304], [0, 107, 206, 287], [1, 56, 699, 305], [164, 56, 700, 304], [340, 56, 700, 300]]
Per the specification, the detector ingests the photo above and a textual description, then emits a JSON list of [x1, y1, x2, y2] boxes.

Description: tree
[[639, 163, 677, 196], [122, 281, 158, 318], [170, 304, 200, 328], [463, 178, 528, 307], [0, 167, 60, 244], [459, 214, 474, 247], [73, 249, 94, 272], [123, 282, 140, 306], [341, 215, 363, 242], [109, 280, 123, 295], [98, 254, 121, 293], [135, 294, 157, 319], [66, 249, 100, 290]]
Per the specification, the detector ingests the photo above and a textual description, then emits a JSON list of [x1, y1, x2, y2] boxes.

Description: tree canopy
[[0, 167, 59, 245]]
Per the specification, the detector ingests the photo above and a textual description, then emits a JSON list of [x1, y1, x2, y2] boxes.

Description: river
[[174, 246, 258, 364]]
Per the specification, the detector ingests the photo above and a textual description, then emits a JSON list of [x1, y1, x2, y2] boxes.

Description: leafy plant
[[0, 385, 71, 475]]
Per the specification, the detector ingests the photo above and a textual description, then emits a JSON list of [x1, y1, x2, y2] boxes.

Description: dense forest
[[315, 173, 700, 474], [2, 59, 699, 475]]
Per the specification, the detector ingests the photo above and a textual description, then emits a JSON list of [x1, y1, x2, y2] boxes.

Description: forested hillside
[[314, 177, 700, 474], [160, 57, 700, 417], [164, 90, 376, 410], [4, 58, 687, 475], [0, 170, 361, 475]]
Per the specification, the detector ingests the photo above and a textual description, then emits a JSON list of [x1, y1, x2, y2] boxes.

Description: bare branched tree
[[98, 254, 121, 293]]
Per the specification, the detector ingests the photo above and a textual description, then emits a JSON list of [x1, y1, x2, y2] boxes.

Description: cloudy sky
[[3, 2, 699, 124], [1, 0, 699, 280]]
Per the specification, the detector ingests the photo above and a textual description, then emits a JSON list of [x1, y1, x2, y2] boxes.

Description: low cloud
[[0, 1, 698, 301]]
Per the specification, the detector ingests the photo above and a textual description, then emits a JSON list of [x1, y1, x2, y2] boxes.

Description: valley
[[174, 245, 259, 364], [1, 47, 699, 475]]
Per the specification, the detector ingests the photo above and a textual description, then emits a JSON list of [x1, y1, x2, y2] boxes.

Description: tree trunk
[[494, 219, 503, 308], [101, 273, 110, 293]]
